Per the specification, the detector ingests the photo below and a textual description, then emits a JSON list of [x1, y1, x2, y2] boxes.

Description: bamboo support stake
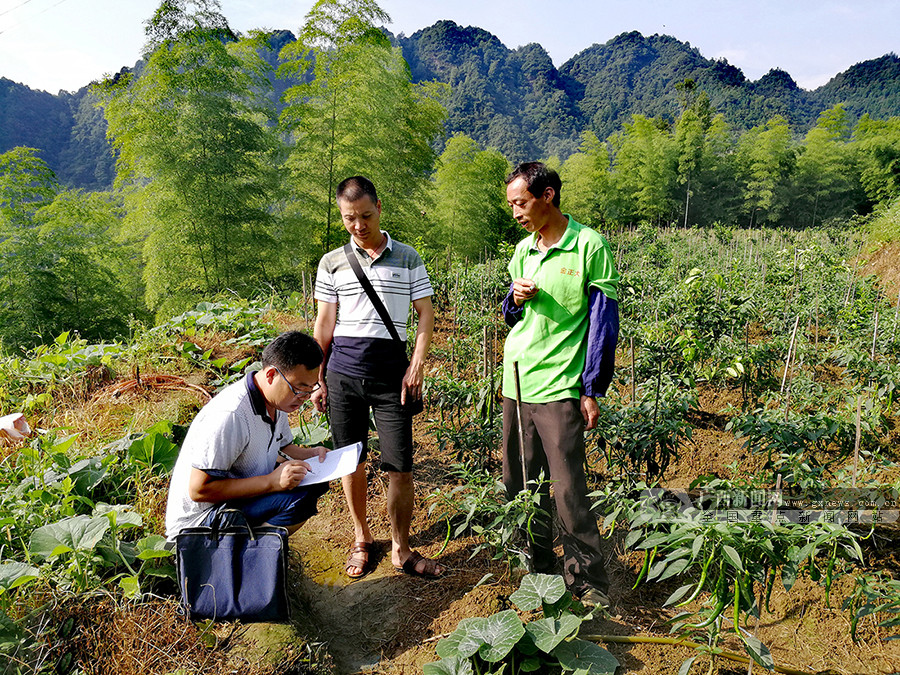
[[814, 291, 820, 351], [771, 474, 783, 524], [782, 316, 800, 422], [853, 395, 862, 488], [871, 311, 879, 361], [512, 361, 533, 572], [302, 271, 309, 331], [630, 337, 636, 404], [483, 325, 489, 379], [893, 288, 900, 340], [780, 316, 800, 395]]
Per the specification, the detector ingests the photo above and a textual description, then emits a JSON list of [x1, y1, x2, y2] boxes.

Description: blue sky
[[0, 0, 897, 94]]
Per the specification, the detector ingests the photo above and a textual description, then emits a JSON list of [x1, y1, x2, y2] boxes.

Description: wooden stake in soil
[[853, 394, 862, 488], [871, 311, 879, 361], [893, 288, 900, 340], [630, 336, 636, 404], [302, 271, 310, 332], [781, 316, 801, 395], [782, 316, 801, 422], [513, 361, 533, 572]]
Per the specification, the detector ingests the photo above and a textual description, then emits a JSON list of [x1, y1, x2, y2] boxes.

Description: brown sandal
[[395, 551, 444, 579], [345, 541, 379, 579]]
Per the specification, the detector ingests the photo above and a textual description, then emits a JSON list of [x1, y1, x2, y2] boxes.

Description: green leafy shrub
[[425, 574, 619, 675]]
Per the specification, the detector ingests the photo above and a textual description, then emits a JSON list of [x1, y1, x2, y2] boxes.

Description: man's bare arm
[[402, 296, 434, 404]]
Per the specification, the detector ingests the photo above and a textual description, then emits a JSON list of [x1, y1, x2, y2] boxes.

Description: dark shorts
[[326, 368, 413, 473], [204, 481, 329, 529]]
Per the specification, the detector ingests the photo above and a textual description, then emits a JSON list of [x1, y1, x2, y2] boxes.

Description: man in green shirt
[[501, 162, 620, 609]]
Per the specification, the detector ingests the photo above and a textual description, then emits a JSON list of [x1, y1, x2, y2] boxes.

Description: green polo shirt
[[502, 216, 619, 404]]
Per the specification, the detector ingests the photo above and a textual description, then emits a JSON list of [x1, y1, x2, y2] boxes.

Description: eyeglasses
[[274, 366, 321, 397]]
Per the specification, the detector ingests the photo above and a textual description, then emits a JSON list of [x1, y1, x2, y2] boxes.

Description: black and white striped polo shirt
[[315, 232, 433, 380]]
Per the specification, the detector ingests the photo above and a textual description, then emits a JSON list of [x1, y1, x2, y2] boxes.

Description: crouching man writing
[[166, 330, 329, 540]]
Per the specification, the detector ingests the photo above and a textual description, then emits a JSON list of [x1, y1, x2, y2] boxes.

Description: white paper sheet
[[298, 442, 362, 486]]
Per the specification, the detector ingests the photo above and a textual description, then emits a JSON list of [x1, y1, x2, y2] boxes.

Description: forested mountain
[[0, 78, 115, 190], [2, 22, 898, 190]]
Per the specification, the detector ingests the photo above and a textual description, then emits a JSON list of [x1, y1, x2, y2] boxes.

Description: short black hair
[[261, 331, 323, 371], [336, 175, 378, 204], [505, 162, 561, 208]]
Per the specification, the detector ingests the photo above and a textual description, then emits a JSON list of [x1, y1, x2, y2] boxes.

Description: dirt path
[[286, 471, 504, 674]]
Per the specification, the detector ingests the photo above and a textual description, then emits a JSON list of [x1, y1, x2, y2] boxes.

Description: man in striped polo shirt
[[312, 176, 443, 579]]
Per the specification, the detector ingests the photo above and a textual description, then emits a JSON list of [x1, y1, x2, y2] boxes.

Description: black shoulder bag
[[175, 508, 290, 622], [343, 243, 424, 415]]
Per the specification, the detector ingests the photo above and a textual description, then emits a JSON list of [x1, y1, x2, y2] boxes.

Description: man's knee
[[387, 470, 413, 488]]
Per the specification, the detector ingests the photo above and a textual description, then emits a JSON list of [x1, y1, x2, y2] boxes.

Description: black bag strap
[[208, 508, 256, 540], [344, 242, 403, 344]]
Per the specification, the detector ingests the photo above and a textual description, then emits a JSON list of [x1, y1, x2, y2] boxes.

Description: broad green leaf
[[422, 657, 474, 675], [94, 504, 143, 528], [119, 575, 141, 599], [128, 432, 179, 473], [648, 558, 668, 580], [58, 457, 106, 495], [0, 607, 23, 645], [436, 617, 490, 659], [0, 562, 40, 593], [142, 563, 176, 581], [742, 635, 774, 669], [624, 529, 642, 549], [476, 610, 526, 662], [691, 536, 704, 559], [292, 420, 331, 447], [722, 545, 744, 571], [552, 638, 619, 674], [136, 534, 174, 560], [510, 573, 568, 611], [782, 561, 798, 591], [230, 356, 254, 372], [50, 433, 78, 455], [30, 515, 110, 559], [520, 657, 543, 672], [602, 507, 621, 531], [524, 615, 581, 653]]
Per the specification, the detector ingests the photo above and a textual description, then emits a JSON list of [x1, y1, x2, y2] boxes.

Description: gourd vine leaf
[[552, 638, 619, 674], [422, 656, 475, 675], [0, 562, 41, 593], [510, 573, 568, 611], [476, 610, 526, 662], [524, 614, 582, 653], [29, 514, 110, 560]]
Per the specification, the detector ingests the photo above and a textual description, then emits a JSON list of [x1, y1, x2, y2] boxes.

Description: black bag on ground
[[175, 509, 290, 622]]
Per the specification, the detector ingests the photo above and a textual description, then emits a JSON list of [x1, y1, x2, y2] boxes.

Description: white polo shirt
[[164, 373, 292, 540]]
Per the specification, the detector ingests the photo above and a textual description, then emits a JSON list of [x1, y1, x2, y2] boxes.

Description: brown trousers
[[502, 397, 609, 594]]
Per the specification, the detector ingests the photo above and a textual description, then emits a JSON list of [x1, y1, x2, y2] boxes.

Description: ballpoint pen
[[277, 448, 314, 474]]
